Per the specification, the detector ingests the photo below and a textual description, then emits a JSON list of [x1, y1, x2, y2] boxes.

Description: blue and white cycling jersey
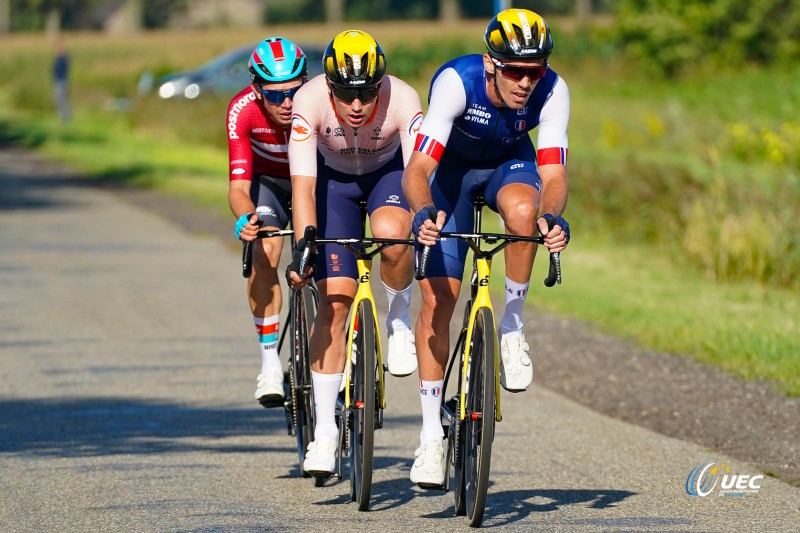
[[412, 54, 570, 280], [414, 54, 569, 168]]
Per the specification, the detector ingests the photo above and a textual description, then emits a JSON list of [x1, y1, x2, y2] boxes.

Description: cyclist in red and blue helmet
[[228, 36, 308, 406], [249, 37, 307, 84]]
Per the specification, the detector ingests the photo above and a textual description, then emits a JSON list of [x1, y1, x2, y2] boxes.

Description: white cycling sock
[[383, 282, 412, 334], [419, 379, 445, 444], [255, 314, 281, 373], [499, 277, 529, 338], [312, 371, 343, 440]]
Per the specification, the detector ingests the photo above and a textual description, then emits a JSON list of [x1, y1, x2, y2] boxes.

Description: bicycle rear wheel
[[463, 307, 496, 527], [289, 285, 317, 479], [348, 299, 376, 511]]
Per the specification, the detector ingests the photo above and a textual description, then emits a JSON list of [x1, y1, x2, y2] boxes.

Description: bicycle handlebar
[[300, 225, 413, 262], [241, 228, 295, 278], [296, 225, 317, 280], [414, 211, 438, 281], [414, 219, 562, 287]]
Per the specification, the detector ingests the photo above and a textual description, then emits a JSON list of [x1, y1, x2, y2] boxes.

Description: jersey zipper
[[353, 128, 361, 175], [481, 110, 502, 161]]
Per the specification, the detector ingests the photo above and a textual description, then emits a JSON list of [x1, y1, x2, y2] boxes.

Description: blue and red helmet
[[249, 37, 307, 83]]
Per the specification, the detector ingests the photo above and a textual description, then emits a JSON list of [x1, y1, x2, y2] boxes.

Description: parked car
[[156, 43, 325, 99]]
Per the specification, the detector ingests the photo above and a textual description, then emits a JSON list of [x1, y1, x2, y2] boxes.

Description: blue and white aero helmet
[[248, 37, 307, 83]]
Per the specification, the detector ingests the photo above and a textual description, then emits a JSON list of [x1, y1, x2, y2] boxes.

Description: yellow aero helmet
[[323, 30, 386, 88], [484, 9, 553, 60]]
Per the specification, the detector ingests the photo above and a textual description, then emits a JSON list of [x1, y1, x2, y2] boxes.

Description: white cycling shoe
[[386, 328, 418, 377], [410, 439, 446, 488], [499, 333, 533, 392], [303, 437, 337, 476], [255, 369, 284, 402]]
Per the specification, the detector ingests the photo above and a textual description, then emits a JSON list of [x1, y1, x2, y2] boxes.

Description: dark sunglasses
[[330, 84, 381, 104], [258, 85, 301, 105], [491, 58, 547, 82]]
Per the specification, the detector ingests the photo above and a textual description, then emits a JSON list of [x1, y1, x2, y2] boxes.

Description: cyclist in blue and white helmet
[[228, 36, 308, 406]]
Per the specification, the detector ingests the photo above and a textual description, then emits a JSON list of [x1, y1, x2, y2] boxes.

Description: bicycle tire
[[290, 285, 317, 479], [349, 299, 376, 511], [452, 299, 471, 516], [464, 307, 496, 527]]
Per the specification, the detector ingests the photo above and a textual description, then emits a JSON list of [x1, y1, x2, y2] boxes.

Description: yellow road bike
[[299, 202, 413, 511], [416, 193, 561, 526]]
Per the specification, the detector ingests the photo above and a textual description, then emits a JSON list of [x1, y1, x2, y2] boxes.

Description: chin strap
[[489, 70, 510, 108]]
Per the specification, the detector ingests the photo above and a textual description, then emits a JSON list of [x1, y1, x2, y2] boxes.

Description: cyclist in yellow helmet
[[287, 30, 424, 476], [403, 9, 571, 487]]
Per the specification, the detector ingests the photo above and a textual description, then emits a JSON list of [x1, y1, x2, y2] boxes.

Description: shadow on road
[[0, 397, 292, 456], [309, 462, 637, 528]]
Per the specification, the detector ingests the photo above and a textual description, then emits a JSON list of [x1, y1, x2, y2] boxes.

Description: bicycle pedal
[[416, 482, 446, 491], [258, 396, 285, 409]]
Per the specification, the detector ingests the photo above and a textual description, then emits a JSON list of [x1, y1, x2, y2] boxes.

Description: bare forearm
[[228, 183, 255, 218], [290, 175, 317, 237], [538, 166, 568, 217], [402, 152, 438, 212]]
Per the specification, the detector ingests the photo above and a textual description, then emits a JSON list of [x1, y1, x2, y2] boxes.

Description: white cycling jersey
[[288, 74, 424, 177]]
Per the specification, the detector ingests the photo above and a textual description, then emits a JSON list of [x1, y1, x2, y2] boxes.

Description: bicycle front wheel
[[349, 299, 376, 511], [290, 285, 317, 479], [464, 306, 496, 527]]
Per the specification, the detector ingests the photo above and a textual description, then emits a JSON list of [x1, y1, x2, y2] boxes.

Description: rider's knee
[[370, 212, 411, 240], [318, 292, 353, 325]]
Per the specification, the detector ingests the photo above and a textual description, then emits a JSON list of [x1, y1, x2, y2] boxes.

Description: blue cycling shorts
[[313, 149, 410, 281], [421, 159, 542, 280]]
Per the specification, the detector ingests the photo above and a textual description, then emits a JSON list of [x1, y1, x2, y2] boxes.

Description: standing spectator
[[53, 42, 71, 123]]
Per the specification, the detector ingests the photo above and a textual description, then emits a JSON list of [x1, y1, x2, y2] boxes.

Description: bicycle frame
[[442, 197, 561, 424], [460, 254, 503, 424], [343, 248, 384, 411], [314, 237, 412, 410]]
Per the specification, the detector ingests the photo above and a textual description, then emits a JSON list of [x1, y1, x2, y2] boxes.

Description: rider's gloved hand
[[539, 213, 570, 243], [234, 212, 259, 240], [412, 206, 439, 237], [285, 238, 316, 286]]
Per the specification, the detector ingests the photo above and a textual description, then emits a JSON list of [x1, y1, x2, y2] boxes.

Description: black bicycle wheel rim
[[349, 300, 376, 511], [465, 308, 495, 527]]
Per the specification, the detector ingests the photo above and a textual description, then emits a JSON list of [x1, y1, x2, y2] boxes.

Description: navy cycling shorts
[[249, 175, 292, 229], [313, 149, 410, 281], [421, 159, 542, 280]]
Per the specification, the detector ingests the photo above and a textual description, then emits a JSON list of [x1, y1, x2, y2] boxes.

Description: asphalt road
[[1, 148, 798, 532]]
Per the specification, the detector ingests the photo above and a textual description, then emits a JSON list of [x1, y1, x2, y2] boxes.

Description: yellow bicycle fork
[[343, 257, 386, 410], [460, 257, 502, 424]]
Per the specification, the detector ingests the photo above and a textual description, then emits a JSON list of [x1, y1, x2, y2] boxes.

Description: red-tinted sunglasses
[[491, 58, 547, 82]]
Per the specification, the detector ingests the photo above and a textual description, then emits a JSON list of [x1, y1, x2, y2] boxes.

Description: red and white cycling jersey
[[288, 74, 424, 176], [226, 87, 291, 181]]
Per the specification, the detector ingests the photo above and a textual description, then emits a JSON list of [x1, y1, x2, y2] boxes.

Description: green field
[[1, 21, 797, 395]]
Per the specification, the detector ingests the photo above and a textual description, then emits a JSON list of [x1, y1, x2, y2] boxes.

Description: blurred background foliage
[[1, 2, 797, 391], [1, 2, 797, 291]]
